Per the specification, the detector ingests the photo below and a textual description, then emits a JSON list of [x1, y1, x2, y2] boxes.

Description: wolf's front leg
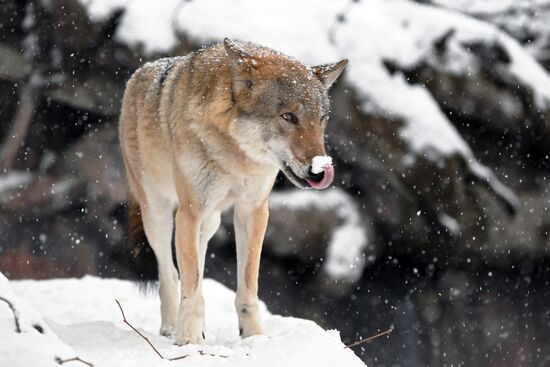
[[234, 199, 269, 337], [174, 207, 205, 345]]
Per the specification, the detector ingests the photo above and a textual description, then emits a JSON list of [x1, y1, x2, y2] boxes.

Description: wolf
[[119, 38, 347, 345]]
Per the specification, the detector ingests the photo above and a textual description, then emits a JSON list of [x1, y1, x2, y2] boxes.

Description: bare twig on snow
[[345, 328, 393, 349], [55, 356, 94, 367], [115, 299, 228, 361], [0, 296, 22, 333]]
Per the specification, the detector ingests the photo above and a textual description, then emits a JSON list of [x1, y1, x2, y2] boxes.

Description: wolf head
[[224, 38, 348, 190]]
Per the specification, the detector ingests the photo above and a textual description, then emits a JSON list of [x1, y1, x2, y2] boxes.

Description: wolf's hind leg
[[234, 199, 269, 338], [198, 212, 221, 276], [141, 194, 178, 337]]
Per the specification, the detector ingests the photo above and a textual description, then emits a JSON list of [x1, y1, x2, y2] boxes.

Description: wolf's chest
[[199, 168, 278, 212]]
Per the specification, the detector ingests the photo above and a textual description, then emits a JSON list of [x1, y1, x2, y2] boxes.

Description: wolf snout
[[305, 155, 334, 190], [307, 168, 325, 182]]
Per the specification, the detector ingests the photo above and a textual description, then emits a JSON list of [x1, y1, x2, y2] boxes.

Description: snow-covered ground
[[1, 273, 366, 367]]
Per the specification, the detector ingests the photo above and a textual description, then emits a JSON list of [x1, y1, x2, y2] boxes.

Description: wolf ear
[[223, 38, 253, 63], [223, 38, 257, 96], [311, 59, 349, 89]]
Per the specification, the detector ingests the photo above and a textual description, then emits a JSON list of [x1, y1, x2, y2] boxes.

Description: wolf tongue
[[305, 164, 334, 190]]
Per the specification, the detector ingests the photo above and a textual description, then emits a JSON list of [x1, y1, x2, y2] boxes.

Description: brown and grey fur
[[119, 38, 347, 345]]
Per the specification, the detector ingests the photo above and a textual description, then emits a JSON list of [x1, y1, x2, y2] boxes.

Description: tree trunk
[[0, 81, 39, 172]]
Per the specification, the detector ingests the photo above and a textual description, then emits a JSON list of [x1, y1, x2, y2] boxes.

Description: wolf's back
[[118, 58, 188, 283]]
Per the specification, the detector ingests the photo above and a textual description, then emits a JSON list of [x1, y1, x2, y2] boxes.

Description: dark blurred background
[[1, 1, 549, 366]]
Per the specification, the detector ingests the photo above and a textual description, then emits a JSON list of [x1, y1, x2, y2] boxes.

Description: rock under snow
[[269, 189, 369, 283], [1, 274, 367, 367], [75, 0, 526, 208], [76, 0, 548, 157]]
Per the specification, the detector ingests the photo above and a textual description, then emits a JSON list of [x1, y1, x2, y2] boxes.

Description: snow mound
[[2, 274, 366, 367], [0, 273, 77, 367]]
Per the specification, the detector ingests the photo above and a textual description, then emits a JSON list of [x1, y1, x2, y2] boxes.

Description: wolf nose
[[305, 155, 334, 190], [307, 167, 325, 182]]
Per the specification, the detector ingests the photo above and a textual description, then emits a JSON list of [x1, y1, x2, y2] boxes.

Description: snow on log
[[270, 188, 370, 282]]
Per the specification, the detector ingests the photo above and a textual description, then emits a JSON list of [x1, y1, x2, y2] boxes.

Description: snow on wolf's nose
[[306, 155, 334, 189]]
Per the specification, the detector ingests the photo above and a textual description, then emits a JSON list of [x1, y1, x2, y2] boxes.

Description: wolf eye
[[281, 112, 298, 124]]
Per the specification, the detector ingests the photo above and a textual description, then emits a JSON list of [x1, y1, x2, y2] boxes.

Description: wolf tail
[[126, 197, 158, 282]]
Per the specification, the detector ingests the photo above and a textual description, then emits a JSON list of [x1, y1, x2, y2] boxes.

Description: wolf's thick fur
[[119, 39, 347, 345]]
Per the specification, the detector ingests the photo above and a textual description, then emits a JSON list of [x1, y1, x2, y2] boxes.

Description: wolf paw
[[239, 319, 262, 338], [174, 333, 205, 346], [237, 302, 263, 338], [159, 325, 175, 337]]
